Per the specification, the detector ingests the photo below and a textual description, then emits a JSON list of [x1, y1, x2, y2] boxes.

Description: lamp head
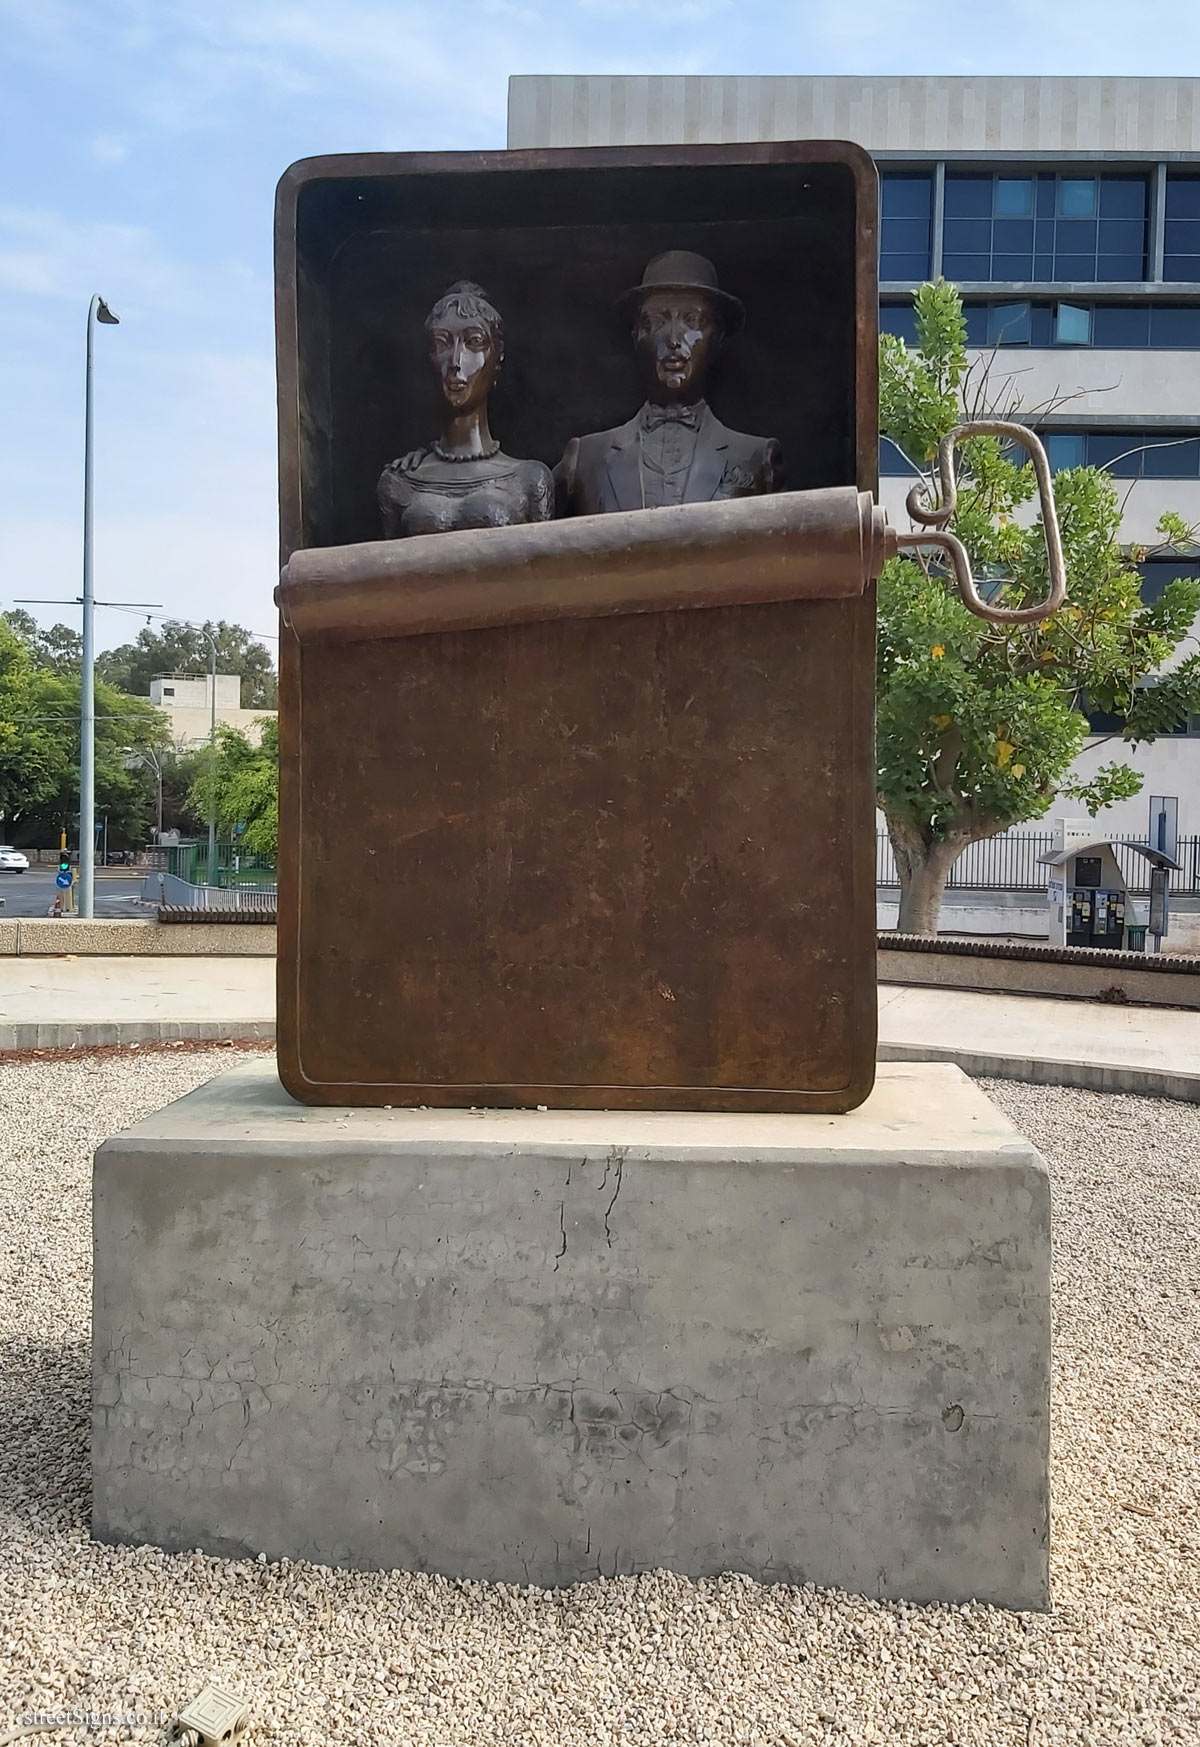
[[96, 298, 120, 325]]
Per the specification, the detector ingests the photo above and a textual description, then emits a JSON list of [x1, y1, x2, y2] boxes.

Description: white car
[[0, 846, 29, 872]]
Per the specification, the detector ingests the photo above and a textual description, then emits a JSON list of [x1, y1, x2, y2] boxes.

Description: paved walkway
[[0, 956, 274, 1049], [877, 982, 1200, 1099], [0, 957, 1197, 1098]]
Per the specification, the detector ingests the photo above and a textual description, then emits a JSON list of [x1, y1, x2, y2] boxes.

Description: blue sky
[[2, 1, 1199, 660]]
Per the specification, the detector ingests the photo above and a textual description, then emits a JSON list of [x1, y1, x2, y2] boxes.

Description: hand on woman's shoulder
[[521, 457, 555, 522], [384, 447, 433, 477]]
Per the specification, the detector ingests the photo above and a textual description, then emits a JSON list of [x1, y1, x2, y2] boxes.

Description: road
[[0, 867, 149, 919]]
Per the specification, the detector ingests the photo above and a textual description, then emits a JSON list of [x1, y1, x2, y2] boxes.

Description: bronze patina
[[274, 142, 881, 1112], [378, 281, 553, 537], [555, 250, 782, 515]]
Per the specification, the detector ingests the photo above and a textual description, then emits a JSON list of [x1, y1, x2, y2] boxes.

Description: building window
[[1092, 304, 1151, 346], [884, 295, 1200, 352], [879, 302, 920, 346], [879, 438, 921, 477], [1148, 305, 1200, 345], [1055, 302, 1091, 345], [988, 301, 1031, 345], [942, 172, 1148, 284], [1040, 431, 1200, 477], [1139, 558, 1200, 604], [880, 173, 933, 282], [1057, 178, 1097, 219], [1164, 175, 1200, 282], [961, 300, 1200, 349], [162, 686, 174, 697], [1045, 433, 1086, 472]]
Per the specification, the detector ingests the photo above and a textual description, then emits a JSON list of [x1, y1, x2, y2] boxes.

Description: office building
[[508, 76, 1200, 837]]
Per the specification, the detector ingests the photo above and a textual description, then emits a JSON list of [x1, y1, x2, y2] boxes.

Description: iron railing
[[142, 872, 277, 910], [876, 831, 1200, 896], [165, 841, 276, 891]]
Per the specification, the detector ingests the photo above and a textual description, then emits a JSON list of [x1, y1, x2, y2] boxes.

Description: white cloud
[[573, 0, 728, 15], [90, 135, 130, 165], [0, 207, 194, 309], [1, 0, 721, 146], [0, 206, 268, 329]]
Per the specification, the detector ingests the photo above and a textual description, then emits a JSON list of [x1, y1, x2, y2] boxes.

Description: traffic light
[[58, 850, 70, 875]]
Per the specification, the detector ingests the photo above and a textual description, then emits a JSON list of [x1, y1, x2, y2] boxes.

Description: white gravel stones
[[1, 1050, 1198, 1746]]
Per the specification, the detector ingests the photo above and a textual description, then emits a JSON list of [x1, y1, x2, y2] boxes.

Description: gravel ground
[[0, 1048, 1197, 1747]]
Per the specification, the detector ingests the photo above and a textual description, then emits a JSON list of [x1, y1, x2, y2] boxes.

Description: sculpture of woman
[[377, 282, 554, 538]]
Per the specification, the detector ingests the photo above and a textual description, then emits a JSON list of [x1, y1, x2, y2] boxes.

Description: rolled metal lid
[[277, 486, 894, 644]]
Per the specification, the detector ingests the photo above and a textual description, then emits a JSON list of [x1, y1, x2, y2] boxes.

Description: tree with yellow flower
[[879, 281, 1200, 934]]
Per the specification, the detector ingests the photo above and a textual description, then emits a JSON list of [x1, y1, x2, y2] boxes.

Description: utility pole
[[208, 636, 218, 882]]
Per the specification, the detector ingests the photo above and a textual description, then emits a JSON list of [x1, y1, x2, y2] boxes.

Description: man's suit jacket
[[555, 405, 783, 516]]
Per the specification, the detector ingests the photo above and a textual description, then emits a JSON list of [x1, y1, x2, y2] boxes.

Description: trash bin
[[1126, 924, 1147, 953]]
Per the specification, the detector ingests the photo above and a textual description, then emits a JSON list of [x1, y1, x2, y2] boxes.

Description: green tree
[[0, 618, 73, 830], [5, 671, 169, 849], [97, 619, 278, 708], [0, 612, 170, 847], [879, 281, 1200, 934], [188, 720, 278, 860], [3, 609, 82, 674], [159, 745, 208, 837]]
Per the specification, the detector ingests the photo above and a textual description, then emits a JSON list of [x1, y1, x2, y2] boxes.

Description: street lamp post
[[123, 746, 164, 840], [80, 294, 120, 919]]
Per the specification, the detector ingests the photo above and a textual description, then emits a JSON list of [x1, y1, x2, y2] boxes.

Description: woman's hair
[[425, 281, 504, 357]]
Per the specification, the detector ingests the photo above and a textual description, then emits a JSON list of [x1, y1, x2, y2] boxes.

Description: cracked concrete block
[[92, 1059, 1051, 1607]]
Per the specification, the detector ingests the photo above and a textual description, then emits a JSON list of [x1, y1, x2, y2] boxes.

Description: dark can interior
[[285, 153, 868, 552]]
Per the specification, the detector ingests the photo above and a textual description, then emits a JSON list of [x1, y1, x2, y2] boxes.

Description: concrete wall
[[879, 943, 1200, 1007], [509, 76, 1200, 155], [970, 349, 1200, 424], [92, 1059, 1051, 1607], [1067, 739, 1200, 837], [0, 919, 274, 956], [158, 707, 274, 750], [150, 674, 244, 712]]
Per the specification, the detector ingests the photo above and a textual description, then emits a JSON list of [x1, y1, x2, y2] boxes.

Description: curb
[[878, 1041, 1200, 1103], [1, 1022, 1193, 1103], [0, 1019, 276, 1052]]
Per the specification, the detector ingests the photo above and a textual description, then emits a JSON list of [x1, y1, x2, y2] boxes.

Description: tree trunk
[[885, 811, 966, 937]]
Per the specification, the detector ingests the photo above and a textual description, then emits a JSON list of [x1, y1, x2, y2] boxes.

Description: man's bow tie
[[642, 402, 703, 432]]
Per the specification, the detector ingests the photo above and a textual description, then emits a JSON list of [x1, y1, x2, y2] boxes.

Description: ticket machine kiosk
[[1042, 838, 1179, 952]]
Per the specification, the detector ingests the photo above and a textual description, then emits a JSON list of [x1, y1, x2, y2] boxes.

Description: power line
[[94, 602, 280, 644], [5, 599, 280, 646]]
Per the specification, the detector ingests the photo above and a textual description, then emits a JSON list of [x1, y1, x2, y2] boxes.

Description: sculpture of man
[[555, 251, 782, 516]]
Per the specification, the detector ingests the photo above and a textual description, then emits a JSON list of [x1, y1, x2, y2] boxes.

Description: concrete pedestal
[[92, 1061, 1051, 1607]]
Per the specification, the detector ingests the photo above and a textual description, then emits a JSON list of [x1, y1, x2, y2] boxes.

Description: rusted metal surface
[[274, 141, 880, 1111], [279, 487, 891, 644]]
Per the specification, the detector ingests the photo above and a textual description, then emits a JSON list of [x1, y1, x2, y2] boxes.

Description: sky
[[4, 0, 1200, 664]]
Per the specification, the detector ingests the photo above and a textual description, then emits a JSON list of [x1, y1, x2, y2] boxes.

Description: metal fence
[[142, 871, 277, 910], [165, 841, 276, 891], [876, 831, 1200, 896]]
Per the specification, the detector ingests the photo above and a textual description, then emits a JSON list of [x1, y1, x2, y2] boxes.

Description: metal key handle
[[895, 419, 1068, 626]]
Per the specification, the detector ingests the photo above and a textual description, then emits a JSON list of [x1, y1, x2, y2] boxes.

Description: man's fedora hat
[[617, 251, 745, 332]]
